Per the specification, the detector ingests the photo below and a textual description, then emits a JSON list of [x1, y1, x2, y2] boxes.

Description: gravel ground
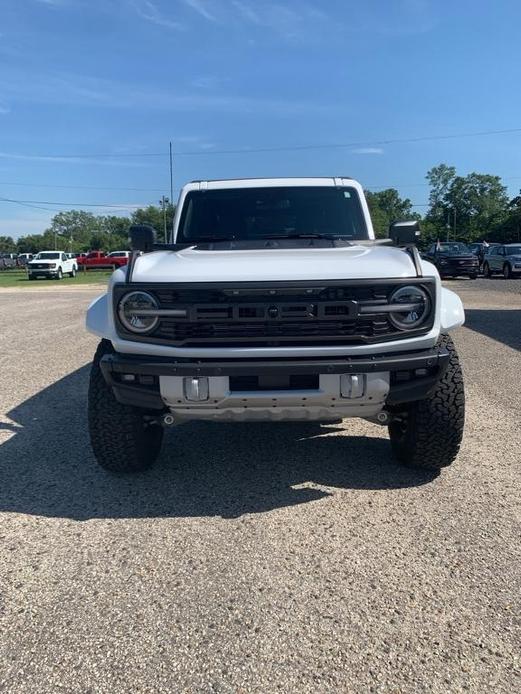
[[0, 280, 520, 693]]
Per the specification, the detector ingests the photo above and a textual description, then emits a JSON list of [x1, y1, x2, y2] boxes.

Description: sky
[[1, 0, 521, 238]]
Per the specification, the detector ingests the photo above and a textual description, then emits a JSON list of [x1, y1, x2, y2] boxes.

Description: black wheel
[[469, 274, 477, 280], [388, 334, 464, 470], [69, 267, 76, 278], [503, 264, 512, 279], [56, 268, 63, 280], [483, 262, 491, 277], [88, 340, 164, 473]]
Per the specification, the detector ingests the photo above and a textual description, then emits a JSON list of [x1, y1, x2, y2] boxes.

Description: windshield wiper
[[186, 236, 236, 243], [260, 233, 345, 240]]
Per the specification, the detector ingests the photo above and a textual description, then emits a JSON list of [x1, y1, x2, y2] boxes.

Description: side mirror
[[129, 225, 156, 253], [389, 220, 421, 246]]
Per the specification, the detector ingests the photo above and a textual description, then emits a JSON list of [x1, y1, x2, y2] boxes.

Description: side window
[[427, 244, 435, 254]]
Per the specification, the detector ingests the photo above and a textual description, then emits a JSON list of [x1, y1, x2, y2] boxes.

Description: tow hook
[[144, 413, 176, 428], [365, 411, 391, 426]]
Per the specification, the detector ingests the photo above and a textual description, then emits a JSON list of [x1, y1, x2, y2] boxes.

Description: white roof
[[184, 177, 358, 191]]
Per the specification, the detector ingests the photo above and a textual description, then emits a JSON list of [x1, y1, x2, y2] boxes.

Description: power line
[[0, 195, 146, 210], [0, 181, 167, 193], [1, 127, 521, 160], [0, 196, 62, 213]]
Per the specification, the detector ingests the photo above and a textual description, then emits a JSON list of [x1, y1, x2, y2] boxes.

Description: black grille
[[156, 316, 392, 346], [114, 280, 435, 347]]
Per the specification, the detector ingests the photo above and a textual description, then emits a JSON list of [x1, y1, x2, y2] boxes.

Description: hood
[[130, 244, 421, 283]]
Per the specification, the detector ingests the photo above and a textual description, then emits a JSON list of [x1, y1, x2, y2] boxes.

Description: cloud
[[229, 1, 330, 41], [131, 0, 184, 30], [34, 0, 71, 7], [0, 151, 153, 167], [0, 68, 334, 117], [231, 0, 260, 24], [0, 214, 53, 240], [352, 147, 384, 155], [173, 135, 216, 149], [182, 0, 218, 22], [192, 75, 228, 90]]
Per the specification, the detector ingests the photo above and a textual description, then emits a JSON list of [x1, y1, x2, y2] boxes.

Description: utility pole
[[453, 208, 457, 240], [169, 141, 174, 242], [159, 195, 169, 243]]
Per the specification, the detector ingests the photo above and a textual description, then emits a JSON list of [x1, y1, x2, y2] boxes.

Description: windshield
[[176, 186, 369, 243], [36, 252, 60, 259], [506, 246, 521, 255], [437, 243, 470, 255]]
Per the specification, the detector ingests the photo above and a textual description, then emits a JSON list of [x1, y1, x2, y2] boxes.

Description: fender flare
[[86, 293, 110, 338], [440, 287, 465, 331]]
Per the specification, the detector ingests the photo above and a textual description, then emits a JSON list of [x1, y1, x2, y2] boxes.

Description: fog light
[[184, 377, 209, 401], [340, 374, 366, 399]]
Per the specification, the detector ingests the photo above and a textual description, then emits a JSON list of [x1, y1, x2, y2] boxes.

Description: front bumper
[[100, 346, 450, 419], [28, 268, 59, 276], [438, 262, 478, 276]]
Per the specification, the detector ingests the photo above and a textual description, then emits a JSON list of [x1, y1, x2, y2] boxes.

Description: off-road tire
[[88, 339, 164, 473], [388, 334, 464, 470], [56, 268, 63, 280], [69, 267, 76, 278]]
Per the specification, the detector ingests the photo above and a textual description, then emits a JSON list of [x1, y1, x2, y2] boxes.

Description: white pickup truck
[[28, 251, 77, 279], [86, 177, 465, 474]]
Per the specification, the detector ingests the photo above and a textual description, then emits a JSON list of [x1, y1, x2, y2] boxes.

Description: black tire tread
[[389, 334, 465, 470], [88, 340, 163, 473]]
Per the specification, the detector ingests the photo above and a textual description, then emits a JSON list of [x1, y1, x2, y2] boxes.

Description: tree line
[[367, 164, 520, 244], [0, 203, 176, 254], [1, 164, 521, 253]]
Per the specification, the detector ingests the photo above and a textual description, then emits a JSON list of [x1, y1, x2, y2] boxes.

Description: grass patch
[[0, 269, 113, 287]]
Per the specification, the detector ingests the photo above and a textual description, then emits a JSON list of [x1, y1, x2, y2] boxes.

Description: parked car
[[77, 250, 128, 270], [423, 242, 479, 279], [27, 251, 77, 279], [107, 251, 130, 263], [468, 242, 499, 268], [0, 253, 18, 270], [17, 253, 34, 266], [86, 176, 465, 475], [483, 244, 521, 279]]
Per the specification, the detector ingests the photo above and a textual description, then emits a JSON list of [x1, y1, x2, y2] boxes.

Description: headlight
[[388, 285, 431, 330], [48, 263, 56, 269], [439, 259, 448, 265], [118, 291, 159, 333]]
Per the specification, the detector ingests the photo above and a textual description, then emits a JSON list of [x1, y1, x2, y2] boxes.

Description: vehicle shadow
[[0, 366, 437, 521], [464, 309, 521, 352]]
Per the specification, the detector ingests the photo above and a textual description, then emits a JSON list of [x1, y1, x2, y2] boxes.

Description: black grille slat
[[157, 317, 389, 345]]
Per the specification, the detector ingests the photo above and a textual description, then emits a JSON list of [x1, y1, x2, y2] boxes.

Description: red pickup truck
[[77, 251, 130, 270]]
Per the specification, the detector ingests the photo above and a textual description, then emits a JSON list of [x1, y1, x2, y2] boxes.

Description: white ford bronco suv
[[86, 177, 465, 473]]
